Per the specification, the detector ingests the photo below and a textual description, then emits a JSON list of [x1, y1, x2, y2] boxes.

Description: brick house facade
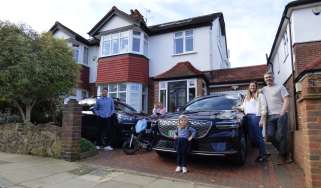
[[267, 0, 321, 187], [50, 6, 230, 113]]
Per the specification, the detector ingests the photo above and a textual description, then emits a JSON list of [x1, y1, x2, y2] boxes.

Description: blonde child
[[174, 115, 196, 173]]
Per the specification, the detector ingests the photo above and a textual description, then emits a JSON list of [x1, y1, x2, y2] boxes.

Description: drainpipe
[[284, 15, 298, 131]]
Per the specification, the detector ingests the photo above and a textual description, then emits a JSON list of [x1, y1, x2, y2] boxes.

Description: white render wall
[[148, 26, 211, 77], [100, 16, 132, 32], [271, 23, 292, 85], [88, 46, 98, 83], [53, 30, 71, 40], [291, 5, 321, 44], [211, 18, 229, 69]]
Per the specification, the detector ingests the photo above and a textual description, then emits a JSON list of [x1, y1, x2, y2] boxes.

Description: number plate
[[167, 130, 176, 137]]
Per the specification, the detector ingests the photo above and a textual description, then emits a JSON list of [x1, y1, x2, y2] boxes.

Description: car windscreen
[[115, 102, 137, 113], [184, 95, 241, 111]]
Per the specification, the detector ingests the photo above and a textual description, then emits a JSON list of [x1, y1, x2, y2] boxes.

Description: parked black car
[[79, 98, 149, 147], [153, 94, 247, 164]]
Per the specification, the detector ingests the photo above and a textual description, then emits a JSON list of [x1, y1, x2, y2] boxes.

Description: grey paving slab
[[94, 180, 141, 188], [44, 176, 99, 188], [20, 172, 78, 188], [145, 179, 194, 188], [112, 172, 157, 186], [0, 176, 14, 187]]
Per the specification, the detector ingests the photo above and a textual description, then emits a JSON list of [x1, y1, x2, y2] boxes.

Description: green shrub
[[80, 138, 96, 153]]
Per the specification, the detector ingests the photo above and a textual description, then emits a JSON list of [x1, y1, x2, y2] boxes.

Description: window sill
[[172, 51, 197, 57]]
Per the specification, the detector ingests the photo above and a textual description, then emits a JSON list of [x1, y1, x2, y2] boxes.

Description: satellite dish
[[312, 6, 321, 15]]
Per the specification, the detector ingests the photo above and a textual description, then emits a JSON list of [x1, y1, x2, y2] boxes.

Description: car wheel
[[155, 150, 170, 158], [233, 134, 247, 165], [122, 138, 139, 155]]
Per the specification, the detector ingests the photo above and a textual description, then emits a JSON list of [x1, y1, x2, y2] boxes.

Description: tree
[[0, 21, 79, 123]]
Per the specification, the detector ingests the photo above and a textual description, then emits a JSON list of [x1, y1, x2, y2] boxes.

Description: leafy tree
[[0, 21, 79, 123]]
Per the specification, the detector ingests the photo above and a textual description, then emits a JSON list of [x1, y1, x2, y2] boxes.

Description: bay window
[[132, 31, 141, 52], [100, 30, 149, 57], [144, 34, 148, 56]]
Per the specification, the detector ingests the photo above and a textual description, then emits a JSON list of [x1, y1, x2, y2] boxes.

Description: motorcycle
[[122, 118, 157, 155]]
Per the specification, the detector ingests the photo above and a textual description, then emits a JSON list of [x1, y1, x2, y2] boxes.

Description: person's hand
[[259, 119, 264, 128], [173, 135, 177, 139], [188, 136, 193, 141]]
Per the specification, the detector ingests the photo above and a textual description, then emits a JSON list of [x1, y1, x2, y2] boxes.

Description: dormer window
[[174, 30, 194, 54]]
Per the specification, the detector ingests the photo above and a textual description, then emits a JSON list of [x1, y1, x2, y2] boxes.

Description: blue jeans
[[175, 137, 190, 167], [267, 113, 288, 156], [245, 114, 267, 157]]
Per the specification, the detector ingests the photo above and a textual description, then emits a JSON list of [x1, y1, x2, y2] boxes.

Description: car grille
[[158, 119, 212, 139]]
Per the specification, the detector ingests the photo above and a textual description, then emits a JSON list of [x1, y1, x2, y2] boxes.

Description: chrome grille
[[158, 119, 212, 139]]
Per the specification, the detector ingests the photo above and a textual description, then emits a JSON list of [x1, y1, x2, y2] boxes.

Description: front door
[[168, 81, 187, 112]]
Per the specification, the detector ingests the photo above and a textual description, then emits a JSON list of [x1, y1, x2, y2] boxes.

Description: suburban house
[[50, 6, 232, 113], [267, 0, 321, 187]]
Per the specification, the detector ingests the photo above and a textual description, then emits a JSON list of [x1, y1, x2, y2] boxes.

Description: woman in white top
[[241, 81, 268, 162]]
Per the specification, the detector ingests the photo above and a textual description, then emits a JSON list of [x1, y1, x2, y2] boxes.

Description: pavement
[[0, 152, 227, 188]]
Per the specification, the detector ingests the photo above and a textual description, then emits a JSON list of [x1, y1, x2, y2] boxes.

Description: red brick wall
[[96, 54, 149, 85], [293, 41, 321, 77], [295, 73, 321, 188], [78, 65, 90, 90], [148, 79, 155, 114]]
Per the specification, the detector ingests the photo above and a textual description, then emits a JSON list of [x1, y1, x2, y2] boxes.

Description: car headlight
[[117, 113, 134, 121], [216, 111, 237, 120]]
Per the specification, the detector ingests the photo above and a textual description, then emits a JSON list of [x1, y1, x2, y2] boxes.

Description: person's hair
[[264, 71, 273, 78], [178, 115, 189, 127], [103, 87, 108, 91], [245, 81, 259, 101]]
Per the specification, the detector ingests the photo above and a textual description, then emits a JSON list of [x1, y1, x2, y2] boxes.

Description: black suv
[[153, 94, 247, 164], [79, 98, 149, 147]]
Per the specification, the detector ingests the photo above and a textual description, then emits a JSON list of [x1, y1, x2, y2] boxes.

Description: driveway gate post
[[61, 99, 82, 161]]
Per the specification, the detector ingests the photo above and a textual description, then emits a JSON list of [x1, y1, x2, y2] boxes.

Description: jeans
[[96, 116, 114, 147], [175, 137, 190, 167], [267, 113, 288, 156], [245, 114, 267, 157]]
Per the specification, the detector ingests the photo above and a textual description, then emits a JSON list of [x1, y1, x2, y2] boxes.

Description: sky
[[0, 0, 293, 68]]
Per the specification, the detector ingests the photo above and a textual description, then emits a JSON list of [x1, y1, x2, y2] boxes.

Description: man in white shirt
[[262, 72, 291, 164]]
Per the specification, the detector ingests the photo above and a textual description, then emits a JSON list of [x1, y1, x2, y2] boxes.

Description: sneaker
[[104, 146, 114, 151], [175, 166, 181, 172], [182, 167, 188, 173], [255, 156, 266, 163], [96, 146, 101, 150]]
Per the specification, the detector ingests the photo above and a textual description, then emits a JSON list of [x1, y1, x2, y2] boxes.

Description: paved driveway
[[82, 144, 305, 188]]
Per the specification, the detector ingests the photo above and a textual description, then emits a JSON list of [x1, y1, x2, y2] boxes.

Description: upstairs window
[[83, 47, 89, 65], [132, 31, 141, 52], [101, 31, 129, 56], [144, 34, 148, 56], [120, 32, 129, 53], [102, 35, 111, 56], [112, 33, 119, 54], [72, 44, 80, 63], [174, 30, 194, 54]]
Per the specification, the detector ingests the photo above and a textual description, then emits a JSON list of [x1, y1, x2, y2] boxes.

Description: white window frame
[[173, 30, 194, 55], [158, 79, 197, 112], [143, 34, 148, 57], [83, 46, 89, 65], [282, 31, 289, 63], [132, 30, 141, 53]]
